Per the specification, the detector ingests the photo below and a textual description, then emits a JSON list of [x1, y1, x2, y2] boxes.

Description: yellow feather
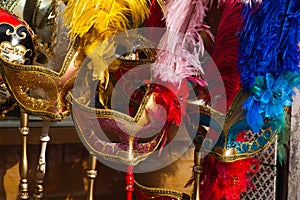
[[61, 0, 151, 108], [123, 0, 151, 28], [62, 0, 150, 47]]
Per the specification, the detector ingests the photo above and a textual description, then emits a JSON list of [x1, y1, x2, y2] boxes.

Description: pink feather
[[152, 0, 213, 86]]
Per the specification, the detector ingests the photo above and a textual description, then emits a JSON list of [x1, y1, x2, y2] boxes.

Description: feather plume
[[62, 0, 151, 109], [238, 0, 300, 90], [276, 111, 291, 165], [144, 0, 165, 28], [208, 0, 243, 110], [62, 0, 150, 55], [200, 155, 260, 200], [152, 0, 212, 86], [154, 0, 165, 12], [238, 0, 300, 162], [184, 0, 244, 189]]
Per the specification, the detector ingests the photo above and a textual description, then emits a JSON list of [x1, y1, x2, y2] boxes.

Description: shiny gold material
[[0, 38, 80, 197], [97, 68, 112, 109], [0, 37, 82, 120], [69, 90, 165, 166], [70, 88, 164, 199], [68, 34, 161, 165], [0, 41, 32, 64], [33, 0, 59, 57], [0, 0, 20, 11], [95, 34, 156, 109], [68, 34, 159, 200], [189, 89, 278, 162], [0, 3, 83, 199], [0, 4, 84, 199], [135, 181, 190, 199], [18, 109, 29, 200], [86, 154, 98, 200], [192, 150, 202, 200]]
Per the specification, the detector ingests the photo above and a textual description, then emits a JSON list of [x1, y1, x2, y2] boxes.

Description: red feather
[[144, 0, 165, 28], [200, 155, 260, 200], [206, 0, 243, 110]]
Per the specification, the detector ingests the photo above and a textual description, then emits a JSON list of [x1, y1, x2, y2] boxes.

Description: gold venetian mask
[[0, 6, 82, 121]]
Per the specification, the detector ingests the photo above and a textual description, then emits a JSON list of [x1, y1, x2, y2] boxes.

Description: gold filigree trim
[[72, 116, 165, 166], [0, 41, 32, 64], [134, 181, 190, 199], [0, 37, 80, 77], [33, 0, 59, 57], [0, 37, 80, 120], [0, 0, 20, 11], [5, 24, 26, 39], [67, 86, 152, 123], [208, 128, 277, 163], [191, 88, 279, 162], [69, 88, 166, 165]]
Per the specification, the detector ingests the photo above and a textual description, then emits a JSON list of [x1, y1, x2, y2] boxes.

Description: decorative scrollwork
[[5, 26, 27, 40], [0, 0, 20, 11], [0, 41, 32, 64]]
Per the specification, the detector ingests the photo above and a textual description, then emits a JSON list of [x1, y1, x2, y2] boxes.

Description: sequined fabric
[[187, 89, 277, 162], [0, 38, 80, 120]]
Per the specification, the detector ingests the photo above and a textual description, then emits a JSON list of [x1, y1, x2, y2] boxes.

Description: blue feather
[[237, 0, 299, 163], [238, 0, 300, 90]]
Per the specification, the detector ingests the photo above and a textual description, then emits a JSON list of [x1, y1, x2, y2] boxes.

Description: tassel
[[152, 0, 212, 86]]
